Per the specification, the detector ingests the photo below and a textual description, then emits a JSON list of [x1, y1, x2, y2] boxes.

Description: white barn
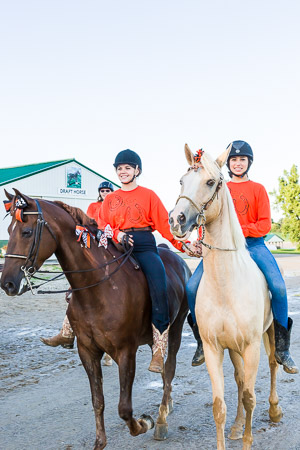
[[0, 158, 119, 244]]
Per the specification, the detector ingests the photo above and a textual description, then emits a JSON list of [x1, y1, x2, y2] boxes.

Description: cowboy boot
[[40, 315, 75, 349], [148, 324, 170, 373], [274, 317, 299, 374], [187, 313, 205, 367]]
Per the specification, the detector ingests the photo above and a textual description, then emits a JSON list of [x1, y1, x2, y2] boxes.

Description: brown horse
[[1, 189, 190, 450]]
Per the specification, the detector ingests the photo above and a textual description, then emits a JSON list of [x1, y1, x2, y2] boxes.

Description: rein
[[4, 199, 134, 294], [176, 172, 237, 252]]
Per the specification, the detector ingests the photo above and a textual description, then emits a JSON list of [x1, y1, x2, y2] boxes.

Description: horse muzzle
[[1, 274, 27, 296], [169, 209, 196, 239]]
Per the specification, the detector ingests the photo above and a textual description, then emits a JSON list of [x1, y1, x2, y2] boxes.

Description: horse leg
[[241, 342, 260, 450], [77, 343, 106, 450], [154, 318, 183, 440], [118, 349, 154, 437], [203, 344, 226, 450], [265, 325, 283, 422], [228, 349, 245, 440]]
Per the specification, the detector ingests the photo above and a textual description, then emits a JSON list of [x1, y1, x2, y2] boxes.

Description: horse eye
[[207, 179, 215, 187], [22, 228, 33, 238]]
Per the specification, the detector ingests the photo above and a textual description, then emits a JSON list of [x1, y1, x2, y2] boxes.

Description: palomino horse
[[169, 145, 282, 449], [1, 189, 190, 450]]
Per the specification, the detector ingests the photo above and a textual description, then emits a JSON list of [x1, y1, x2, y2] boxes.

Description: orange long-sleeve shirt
[[86, 201, 106, 229], [227, 180, 271, 238], [101, 186, 184, 252]]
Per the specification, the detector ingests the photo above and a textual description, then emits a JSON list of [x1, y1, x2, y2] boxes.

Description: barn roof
[[264, 233, 284, 242], [0, 158, 118, 187]]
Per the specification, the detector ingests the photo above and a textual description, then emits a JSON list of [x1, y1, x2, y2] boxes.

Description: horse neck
[[203, 186, 246, 263], [51, 213, 109, 289]]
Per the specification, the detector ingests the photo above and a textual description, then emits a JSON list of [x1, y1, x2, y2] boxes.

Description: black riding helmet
[[113, 149, 142, 173], [98, 181, 114, 192], [226, 140, 253, 178]]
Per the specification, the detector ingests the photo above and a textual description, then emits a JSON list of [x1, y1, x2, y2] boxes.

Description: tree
[[271, 218, 283, 236], [272, 165, 300, 249]]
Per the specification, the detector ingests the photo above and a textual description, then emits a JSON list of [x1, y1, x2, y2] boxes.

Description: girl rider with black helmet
[[186, 140, 298, 374], [101, 149, 187, 373]]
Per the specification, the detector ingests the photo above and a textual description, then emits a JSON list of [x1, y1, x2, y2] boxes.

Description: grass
[[271, 249, 300, 254]]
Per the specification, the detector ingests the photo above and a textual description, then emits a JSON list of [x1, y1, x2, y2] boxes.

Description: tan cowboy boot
[[148, 324, 170, 373], [40, 315, 75, 349]]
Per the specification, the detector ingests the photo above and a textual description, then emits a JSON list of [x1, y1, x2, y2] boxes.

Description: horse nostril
[[169, 216, 174, 226], [177, 213, 186, 225], [3, 281, 16, 295]]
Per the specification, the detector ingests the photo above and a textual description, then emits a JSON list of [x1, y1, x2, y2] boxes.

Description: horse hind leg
[[154, 318, 183, 440], [265, 325, 283, 423], [118, 348, 154, 437], [228, 349, 245, 440], [77, 343, 106, 450]]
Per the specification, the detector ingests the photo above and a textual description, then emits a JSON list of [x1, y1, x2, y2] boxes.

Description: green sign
[[66, 167, 82, 188]]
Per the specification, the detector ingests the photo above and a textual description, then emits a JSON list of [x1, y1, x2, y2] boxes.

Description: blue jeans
[[131, 231, 169, 334], [186, 237, 288, 329]]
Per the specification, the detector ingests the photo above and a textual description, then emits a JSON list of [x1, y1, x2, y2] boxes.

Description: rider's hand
[[117, 232, 134, 246], [184, 241, 202, 257]]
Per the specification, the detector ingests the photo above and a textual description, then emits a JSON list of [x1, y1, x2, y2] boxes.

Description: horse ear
[[12, 188, 32, 204], [184, 144, 195, 166], [4, 189, 13, 200], [215, 144, 232, 168]]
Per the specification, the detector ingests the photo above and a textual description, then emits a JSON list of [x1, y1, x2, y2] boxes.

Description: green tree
[[272, 165, 300, 249], [271, 218, 283, 236]]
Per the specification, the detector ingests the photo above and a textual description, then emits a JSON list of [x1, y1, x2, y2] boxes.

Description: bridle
[[4, 198, 134, 294], [175, 169, 237, 252], [5, 199, 58, 290]]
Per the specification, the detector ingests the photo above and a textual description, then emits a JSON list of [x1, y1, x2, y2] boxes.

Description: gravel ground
[[0, 256, 299, 450]]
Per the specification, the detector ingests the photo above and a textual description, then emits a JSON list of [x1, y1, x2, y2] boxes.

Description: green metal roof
[[0, 158, 119, 188], [265, 233, 284, 241]]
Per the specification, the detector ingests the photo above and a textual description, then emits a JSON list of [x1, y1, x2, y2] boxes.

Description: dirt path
[[0, 256, 299, 449]]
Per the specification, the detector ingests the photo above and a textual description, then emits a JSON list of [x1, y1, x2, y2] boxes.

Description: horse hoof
[[138, 414, 154, 431], [269, 406, 283, 423], [154, 423, 168, 440], [229, 428, 243, 440]]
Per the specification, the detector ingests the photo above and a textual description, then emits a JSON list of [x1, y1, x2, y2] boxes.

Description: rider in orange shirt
[[187, 141, 298, 374], [102, 149, 186, 373]]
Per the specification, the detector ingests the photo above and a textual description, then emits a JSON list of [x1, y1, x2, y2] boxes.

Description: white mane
[[201, 152, 247, 253]]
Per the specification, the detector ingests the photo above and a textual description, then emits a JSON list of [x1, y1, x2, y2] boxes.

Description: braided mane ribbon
[[75, 225, 95, 248], [98, 224, 114, 249]]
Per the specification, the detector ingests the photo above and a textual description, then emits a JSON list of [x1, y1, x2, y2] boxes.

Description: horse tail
[[262, 331, 271, 356]]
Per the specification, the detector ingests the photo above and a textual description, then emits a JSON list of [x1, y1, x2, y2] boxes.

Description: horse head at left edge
[[1, 189, 58, 295]]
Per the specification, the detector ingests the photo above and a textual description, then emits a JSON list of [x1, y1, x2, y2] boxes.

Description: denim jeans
[[186, 237, 288, 329], [131, 231, 169, 334]]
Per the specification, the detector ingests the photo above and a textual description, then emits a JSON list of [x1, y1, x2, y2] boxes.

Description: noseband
[[5, 199, 58, 291], [176, 171, 236, 252]]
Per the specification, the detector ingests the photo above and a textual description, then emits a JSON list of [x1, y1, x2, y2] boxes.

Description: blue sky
[[1, 1, 299, 218]]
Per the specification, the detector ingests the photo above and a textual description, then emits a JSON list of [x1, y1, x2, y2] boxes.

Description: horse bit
[[5, 198, 134, 294], [175, 167, 237, 252]]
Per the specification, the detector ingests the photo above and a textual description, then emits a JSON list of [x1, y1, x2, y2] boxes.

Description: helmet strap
[[120, 165, 139, 185], [228, 158, 252, 178]]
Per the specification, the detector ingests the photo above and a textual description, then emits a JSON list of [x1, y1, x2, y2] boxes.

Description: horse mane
[[201, 153, 246, 252], [53, 201, 98, 231]]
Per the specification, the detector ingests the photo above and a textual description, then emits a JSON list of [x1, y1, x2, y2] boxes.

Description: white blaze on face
[[18, 277, 26, 295], [12, 221, 17, 232]]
